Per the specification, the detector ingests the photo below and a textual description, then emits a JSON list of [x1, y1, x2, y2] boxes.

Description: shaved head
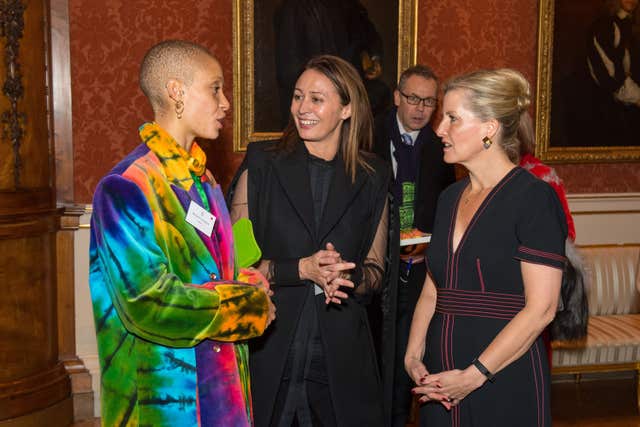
[[139, 40, 216, 113]]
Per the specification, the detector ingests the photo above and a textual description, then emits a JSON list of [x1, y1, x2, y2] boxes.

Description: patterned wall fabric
[[417, 0, 640, 195], [418, 0, 538, 88], [70, 0, 640, 204], [70, 0, 243, 203]]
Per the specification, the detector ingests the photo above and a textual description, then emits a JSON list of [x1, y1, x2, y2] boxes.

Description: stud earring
[[175, 100, 184, 120], [482, 136, 493, 149]]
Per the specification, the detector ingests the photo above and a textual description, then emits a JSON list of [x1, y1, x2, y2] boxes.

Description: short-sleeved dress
[[422, 167, 567, 427]]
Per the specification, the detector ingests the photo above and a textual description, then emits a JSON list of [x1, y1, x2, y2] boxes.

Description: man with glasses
[[373, 64, 455, 427]]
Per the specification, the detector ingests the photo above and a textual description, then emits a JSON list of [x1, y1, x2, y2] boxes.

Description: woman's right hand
[[299, 244, 355, 304], [405, 357, 452, 410], [298, 246, 355, 287], [405, 356, 429, 386]]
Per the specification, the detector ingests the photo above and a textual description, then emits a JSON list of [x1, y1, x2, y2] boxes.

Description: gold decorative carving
[[233, 0, 418, 152], [535, 0, 640, 163]]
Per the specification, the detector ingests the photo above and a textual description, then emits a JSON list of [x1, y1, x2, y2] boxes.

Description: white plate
[[400, 234, 431, 246]]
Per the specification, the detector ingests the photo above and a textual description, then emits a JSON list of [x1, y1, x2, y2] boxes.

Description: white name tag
[[185, 200, 216, 237]]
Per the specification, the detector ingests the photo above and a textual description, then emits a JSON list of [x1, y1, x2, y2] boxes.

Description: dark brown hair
[[397, 64, 438, 90], [278, 55, 373, 182]]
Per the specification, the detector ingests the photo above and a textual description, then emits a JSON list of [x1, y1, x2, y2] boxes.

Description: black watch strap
[[472, 358, 495, 382]]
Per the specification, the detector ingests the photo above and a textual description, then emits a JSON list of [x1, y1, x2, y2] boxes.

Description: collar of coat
[[272, 140, 369, 242], [139, 122, 207, 191]]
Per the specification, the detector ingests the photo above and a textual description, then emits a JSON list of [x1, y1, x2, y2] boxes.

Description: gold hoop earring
[[175, 100, 184, 120], [482, 136, 493, 149]]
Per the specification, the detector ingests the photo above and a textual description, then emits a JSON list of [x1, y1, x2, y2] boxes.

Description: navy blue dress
[[421, 167, 567, 427]]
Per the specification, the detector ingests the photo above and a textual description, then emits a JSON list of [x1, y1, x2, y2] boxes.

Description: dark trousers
[[272, 379, 337, 427], [391, 261, 427, 427]]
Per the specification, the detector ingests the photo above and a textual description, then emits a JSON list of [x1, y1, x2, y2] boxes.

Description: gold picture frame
[[232, 0, 418, 151], [535, 0, 640, 163]]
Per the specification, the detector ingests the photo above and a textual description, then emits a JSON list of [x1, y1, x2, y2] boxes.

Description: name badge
[[186, 200, 216, 237]]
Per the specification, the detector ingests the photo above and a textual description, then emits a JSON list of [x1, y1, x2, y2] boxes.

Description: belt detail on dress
[[435, 288, 525, 320]]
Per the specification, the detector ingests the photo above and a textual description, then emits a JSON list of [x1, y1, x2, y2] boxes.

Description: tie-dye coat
[[89, 122, 269, 426]]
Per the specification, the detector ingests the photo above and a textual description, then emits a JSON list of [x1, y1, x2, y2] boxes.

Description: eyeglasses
[[399, 90, 437, 107]]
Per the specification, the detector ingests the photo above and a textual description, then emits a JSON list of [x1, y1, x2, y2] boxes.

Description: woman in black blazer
[[230, 55, 390, 427]]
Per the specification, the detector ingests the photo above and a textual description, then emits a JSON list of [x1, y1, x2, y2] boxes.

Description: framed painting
[[232, 0, 418, 151], [536, 0, 640, 162]]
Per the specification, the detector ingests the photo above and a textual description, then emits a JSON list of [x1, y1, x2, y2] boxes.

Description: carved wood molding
[[0, 362, 71, 420], [0, 0, 26, 187]]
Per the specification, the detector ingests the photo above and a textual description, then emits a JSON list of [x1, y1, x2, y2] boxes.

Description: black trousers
[[271, 290, 337, 427], [272, 379, 337, 427], [391, 261, 427, 427]]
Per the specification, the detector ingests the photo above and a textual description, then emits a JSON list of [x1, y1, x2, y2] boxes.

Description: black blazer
[[232, 140, 390, 427], [373, 108, 455, 234]]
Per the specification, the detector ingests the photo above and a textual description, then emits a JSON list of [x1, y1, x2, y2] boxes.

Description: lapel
[[272, 142, 317, 240], [414, 124, 431, 181], [384, 109, 402, 162], [171, 181, 237, 280], [171, 183, 223, 274], [202, 181, 235, 280], [389, 110, 403, 149], [317, 152, 367, 243]]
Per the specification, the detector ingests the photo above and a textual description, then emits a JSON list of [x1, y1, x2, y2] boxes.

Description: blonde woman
[[405, 69, 566, 426]]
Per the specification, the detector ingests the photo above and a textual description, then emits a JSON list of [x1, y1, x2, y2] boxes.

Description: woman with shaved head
[[89, 40, 275, 426]]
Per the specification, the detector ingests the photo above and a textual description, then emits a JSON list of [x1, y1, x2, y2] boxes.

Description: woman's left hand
[[323, 273, 354, 304], [420, 366, 486, 406], [319, 243, 356, 304]]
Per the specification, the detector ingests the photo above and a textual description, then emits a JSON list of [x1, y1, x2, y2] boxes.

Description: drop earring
[[175, 100, 184, 120], [482, 136, 493, 149]]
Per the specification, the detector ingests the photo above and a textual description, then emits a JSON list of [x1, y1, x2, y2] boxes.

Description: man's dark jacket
[[373, 108, 455, 234]]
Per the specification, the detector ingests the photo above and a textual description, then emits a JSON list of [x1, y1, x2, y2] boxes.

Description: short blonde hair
[[443, 68, 533, 162]]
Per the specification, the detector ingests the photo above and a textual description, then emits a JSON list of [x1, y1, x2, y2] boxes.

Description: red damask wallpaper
[[418, 0, 640, 194], [71, 0, 639, 204], [70, 0, 242, 203]]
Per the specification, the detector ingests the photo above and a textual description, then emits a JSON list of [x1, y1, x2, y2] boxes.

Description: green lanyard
[[190, 171, 210, 212]]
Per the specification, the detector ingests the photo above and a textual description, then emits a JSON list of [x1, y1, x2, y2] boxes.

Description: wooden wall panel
[[0, 0, 72, 423], [20, 0, 51, 189], [0, 0, 50, 191]]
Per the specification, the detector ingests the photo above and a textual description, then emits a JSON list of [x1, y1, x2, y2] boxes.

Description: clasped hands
[[299, 243, 355, 304], [405, 358, 487, 410]]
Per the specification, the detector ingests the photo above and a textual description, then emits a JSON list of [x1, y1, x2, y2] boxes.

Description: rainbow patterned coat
[[89, 122, 269, 426]]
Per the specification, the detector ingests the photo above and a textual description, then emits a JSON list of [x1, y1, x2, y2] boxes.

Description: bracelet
[[471, 358, 495, 382]]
